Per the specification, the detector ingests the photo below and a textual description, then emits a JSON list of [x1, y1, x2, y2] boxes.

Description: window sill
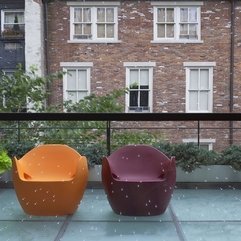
[[151, 40, 203, 44], [68, 40, 122, 44], [186, 111, 212, 113]]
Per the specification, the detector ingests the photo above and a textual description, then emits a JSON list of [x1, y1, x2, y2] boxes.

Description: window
[[124, 62, 155, 113], [152, 2, 203, 43], [183, 139, 216, 151], [4, 43, 22, 50], [184, 62, 216, 113], [60, 62, 92, 103], [68, 2, 120, 43], [1, 10, 24, 36]]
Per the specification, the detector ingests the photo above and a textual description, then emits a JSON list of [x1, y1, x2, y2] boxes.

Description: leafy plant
[[1, 141, 35, 159], [153, 141, 175, 157], [63, 88, 126, 113], [74, 143, 107, 167], [111, 130, 163, 152], [174, 143, 219, 172], [153, 142, 220, 172], [219, 145, 241, 171], [0, 64, 62, 112], [0, 149, 12, 174]]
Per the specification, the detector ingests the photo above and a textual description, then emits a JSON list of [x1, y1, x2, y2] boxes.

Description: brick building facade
[[46, 0, 241, 113], [43, 0, 241, 150]]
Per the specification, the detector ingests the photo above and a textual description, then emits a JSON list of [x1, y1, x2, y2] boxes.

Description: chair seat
[[113, 173, 165, 182], [22, 172, 75, 182]]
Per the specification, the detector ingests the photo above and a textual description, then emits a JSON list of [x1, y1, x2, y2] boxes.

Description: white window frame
[[151, 1, 203, 43], [184, 62, 216, 113], [124, 62, 156, 113], [68, 1, 120, 43], [1, 9, 25, 33], [60, 62, 93, 103], [183, 138, 216, 151]]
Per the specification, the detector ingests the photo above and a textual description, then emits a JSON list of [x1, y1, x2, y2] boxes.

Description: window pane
[[189, 24, 197, 37], [5, 12, 24, 24], [166, 24, 174, 38], [97, 8, 105, 22], [74, 24, 82, 34], [140, 69, 149, 87], [189, 91, 198, 110], [130, 70, 139, 88], [106, 24, 114, 38], [67, 92, 77, 102], [180, 24, 188, 35], [200, 92, 208, 110], [189, 8, 197, 22], [157, 8, 165, 22], [83, 24, 91, 35], [74, 8, 82, 22], [140, 91, 149, 107], [157, 24, 165, 38], [180, 8, 188, 22], [190, 69, 199, 89], [200, 69, 209, 89], [5, 13, 15, 23], [97, 24, 105, 38], [83, 8, 91, 22], [106, 8, 114, 22], [77, 91, 88, 101], [78, 70, 87, 89], [67, 70, 76, 89], [166, 8, 174, 22], [130, 91, 138, 106]]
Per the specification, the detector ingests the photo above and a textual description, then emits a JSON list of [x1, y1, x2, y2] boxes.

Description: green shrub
[[73, 143, 107, 167], [111, 130, 163, 152], [0, 149, 12, 174], [1, 141, 35, 159], [154, 142, 220, 172], [220, 145, 241, 171], [153, 141, 175, 157]]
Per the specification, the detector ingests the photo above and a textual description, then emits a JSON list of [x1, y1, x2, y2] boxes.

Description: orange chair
[[12, 144, 88, 216]]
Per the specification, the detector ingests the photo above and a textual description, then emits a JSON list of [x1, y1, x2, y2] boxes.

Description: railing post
[[106, 120, 111, 156], [17, 120, 21, 143], [197, 120, 200, 148]]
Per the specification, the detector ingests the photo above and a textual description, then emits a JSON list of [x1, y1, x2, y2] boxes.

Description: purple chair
[[102, 145, 176, 216]]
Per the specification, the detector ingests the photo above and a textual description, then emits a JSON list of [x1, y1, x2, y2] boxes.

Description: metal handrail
[[0, 112, 241, 121], [0, 112, 240, 155]]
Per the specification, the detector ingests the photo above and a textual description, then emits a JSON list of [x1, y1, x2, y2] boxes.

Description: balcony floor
[[1, 188, 241, 241]]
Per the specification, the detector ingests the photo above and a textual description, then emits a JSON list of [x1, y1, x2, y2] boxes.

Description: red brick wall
[[46, 0, 241, 150], [47, 0, 235, 112]]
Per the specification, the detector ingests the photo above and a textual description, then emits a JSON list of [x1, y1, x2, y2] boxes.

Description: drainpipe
[[43, 0, 49, 75], [42, 0, 50, 106], [229, 0, 235, 145]]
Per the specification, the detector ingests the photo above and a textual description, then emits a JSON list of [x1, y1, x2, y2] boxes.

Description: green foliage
[[153, 141, 175, 157], [1, 141, 35, 159], [111, 131, 162, 152], [219, 145, 241, 171], [74, 143, 107, 167], [34, 89, 127, 147], [0, 64, 62, 112], [154, 142, 220, 172], [63, 88, 127, 113], [0, 148, 12, 174]]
